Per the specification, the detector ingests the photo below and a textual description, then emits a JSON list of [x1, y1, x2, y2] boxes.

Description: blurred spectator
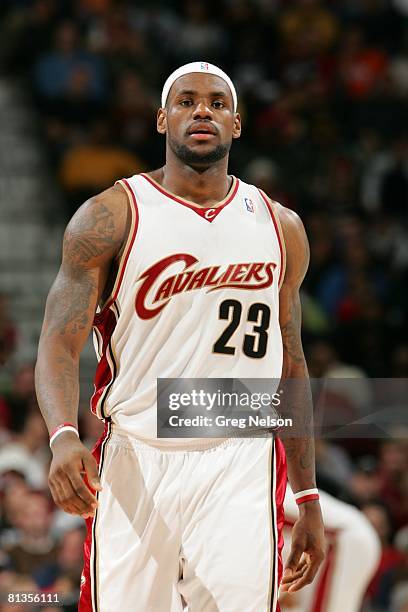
[[244, 157, 296, 210], [111, 71, 157, 158], [59, 120, 144, 216], [377, 440, 408, 530], [0, 477, 31, 548], [350, 456, 382, 506], [337, 26, 388, 99], [0, 364, 37, 436], [12, 364, 36, 401], [34, 21, 106, 101], [278, 0, 339, 57], [43, 64, 107, 129], [315, 438, 354, 490], [364, 503, 407, 610], [0, 412, 49, 489], [3, 491, 57, 577], [34, 526, 85, 589], [174, 0, 225, 62]]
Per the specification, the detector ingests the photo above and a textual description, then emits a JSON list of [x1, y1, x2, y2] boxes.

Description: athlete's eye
[[212, 101, 225, 109], [180, 99, 193, 107]]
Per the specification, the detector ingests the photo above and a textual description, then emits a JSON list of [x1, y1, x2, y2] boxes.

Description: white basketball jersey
[[90, 173, 286, 443]]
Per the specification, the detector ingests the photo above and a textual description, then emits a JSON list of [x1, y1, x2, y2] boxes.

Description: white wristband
[[294, 488, 319, 505], [49, 425, 79, 448]]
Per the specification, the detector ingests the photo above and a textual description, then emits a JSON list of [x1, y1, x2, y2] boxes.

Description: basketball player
[[35, 62, 325, 611]]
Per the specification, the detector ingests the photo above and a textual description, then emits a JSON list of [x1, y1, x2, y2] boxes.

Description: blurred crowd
[[0, 363, 104, 611], [0, 0, 407, 610]]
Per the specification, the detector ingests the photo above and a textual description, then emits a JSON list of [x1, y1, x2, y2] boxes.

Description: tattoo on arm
[[44, 201, 124, 338], [277, 206, 316, 485], [43, 354, 78, 416], [280, 299, 304, 365], [36, 191, 127, 432], [65, 203, 122, 265], [45, 267, 97, 337]]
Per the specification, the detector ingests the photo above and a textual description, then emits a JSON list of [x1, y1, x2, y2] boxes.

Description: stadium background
[[0, 0, 407, 610]]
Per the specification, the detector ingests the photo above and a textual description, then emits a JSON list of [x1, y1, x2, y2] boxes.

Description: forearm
[[281, 359, 316, 493], [35, 338, 80, 434], [276, 204, 325, 589]]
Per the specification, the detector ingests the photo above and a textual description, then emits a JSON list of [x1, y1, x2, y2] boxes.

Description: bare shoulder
[[273, 201, 309, 284], [273, 202, 307, 244], [63, 183, 130, 269]]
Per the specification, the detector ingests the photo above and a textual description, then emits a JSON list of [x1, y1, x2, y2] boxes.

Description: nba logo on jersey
[[200, 62, 209, 71], [244, 197, 255, 213]]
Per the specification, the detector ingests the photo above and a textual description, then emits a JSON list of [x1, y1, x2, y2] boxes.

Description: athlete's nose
[[192, 100, 213, 120]]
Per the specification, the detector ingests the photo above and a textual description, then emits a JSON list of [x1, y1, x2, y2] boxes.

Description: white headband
[[161, 61, 237, 112]]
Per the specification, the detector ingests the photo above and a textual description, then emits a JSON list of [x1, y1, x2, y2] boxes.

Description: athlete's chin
[[169, 138, 231, 167], [185, 143, 220, 157]]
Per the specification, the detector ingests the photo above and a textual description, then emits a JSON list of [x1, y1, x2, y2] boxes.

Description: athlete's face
[[157, 73, 241, 168]]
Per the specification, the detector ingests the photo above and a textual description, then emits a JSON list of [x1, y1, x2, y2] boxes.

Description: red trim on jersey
[[113, 178, 139, 300], [270, 437, 287, 611], [79, 421, 112, 612], [94, 179, 139, 321], [275, 437, 287, 595], [90, 306, 118, 418], [140, 173, 239, 222], [258, 190, 285, 289]]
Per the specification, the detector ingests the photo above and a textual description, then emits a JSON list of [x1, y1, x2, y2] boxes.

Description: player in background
[[35, 62, 325, 611], [281, 485, 380, 612]]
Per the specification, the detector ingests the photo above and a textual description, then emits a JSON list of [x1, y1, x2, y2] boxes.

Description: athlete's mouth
[[187, 123, 217, 136]]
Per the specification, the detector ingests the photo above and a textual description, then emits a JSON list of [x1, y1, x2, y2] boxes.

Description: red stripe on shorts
[[78, 421, 111, 612]]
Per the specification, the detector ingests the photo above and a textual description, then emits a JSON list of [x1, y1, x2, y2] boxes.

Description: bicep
[[39, 188, 127, 352]]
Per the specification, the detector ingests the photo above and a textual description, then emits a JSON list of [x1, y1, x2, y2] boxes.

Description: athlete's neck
[[150, 159, 232, 208]]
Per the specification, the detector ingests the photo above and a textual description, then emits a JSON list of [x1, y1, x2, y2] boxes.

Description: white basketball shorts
[[79, 422, 287, 612]]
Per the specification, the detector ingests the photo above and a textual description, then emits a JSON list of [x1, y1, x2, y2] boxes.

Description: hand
[[48, 432, 102, 519], [281, 501, 325, 592]]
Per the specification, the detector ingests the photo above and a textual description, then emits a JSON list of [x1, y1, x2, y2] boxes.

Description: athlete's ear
[[157, 108, 167, 135], [232, 113, 241, 139]]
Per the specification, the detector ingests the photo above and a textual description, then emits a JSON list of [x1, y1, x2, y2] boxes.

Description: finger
[[288, 559, 321, 592], [48, 479, 64, 509], [82, 454, 102, 491], [66, 468, 99, 511], [281, 561, 308, 591], [281, 559, 307, 584], [54, 474, 92, 515], [281, 568, 307, 586], [283, 543, 303, 581], [50, 478, 82, 515]]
